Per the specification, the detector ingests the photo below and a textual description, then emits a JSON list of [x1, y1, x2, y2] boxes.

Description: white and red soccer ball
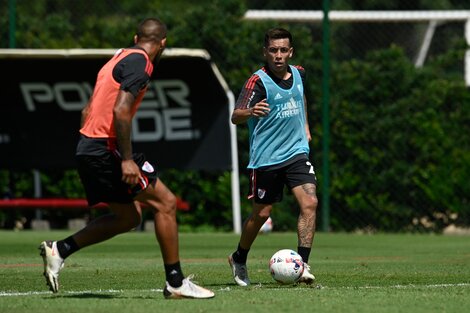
[[269, 249, 304, 284]]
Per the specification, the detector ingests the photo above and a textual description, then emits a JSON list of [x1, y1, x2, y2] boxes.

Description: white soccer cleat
[[298, 263, 315, 284], [39, 241, 64, 293], [163, 275, 215, 299], [228, 253, 250, 286]]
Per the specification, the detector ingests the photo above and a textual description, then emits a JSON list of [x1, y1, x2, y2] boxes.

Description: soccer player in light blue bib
[[228, 28, 318, 287]]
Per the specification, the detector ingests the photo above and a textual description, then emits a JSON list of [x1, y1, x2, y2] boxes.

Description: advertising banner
[[0, 49, 232, 170]]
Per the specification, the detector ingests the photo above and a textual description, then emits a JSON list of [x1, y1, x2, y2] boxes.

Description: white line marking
[[0, 283, 468, 297], [0, 289, 162, 297], [314, 283, 470, 290], [349, 283, 470, 289]]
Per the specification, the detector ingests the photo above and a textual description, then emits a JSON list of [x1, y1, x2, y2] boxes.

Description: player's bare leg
[[39, 201, 142, 293], [136, 179, 179, 264], [292, 183, 318, 284], [73, 202, 143, 247], [229, 203, 272, 286], [239, 203, 272, 249], [136, 180, 214, 299]]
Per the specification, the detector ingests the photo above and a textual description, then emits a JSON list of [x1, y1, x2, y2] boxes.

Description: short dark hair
[[136, 17, 167, 43], [264, 28, 292, 47]]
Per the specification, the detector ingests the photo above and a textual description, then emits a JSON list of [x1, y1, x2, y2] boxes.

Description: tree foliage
[[1, 0, 469, 232], [329, 44, 469, 231]]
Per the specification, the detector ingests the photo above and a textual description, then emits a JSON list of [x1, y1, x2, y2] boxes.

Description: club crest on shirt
[[257, 188, 266, 199], [142, 161, 154, 173]]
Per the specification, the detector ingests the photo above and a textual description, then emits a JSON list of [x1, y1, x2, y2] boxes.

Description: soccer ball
[[269, 249, 304, 284]]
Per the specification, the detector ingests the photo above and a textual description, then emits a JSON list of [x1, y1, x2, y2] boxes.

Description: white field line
[[0, 289, 162, 297], [1, 283, 469, 297], [336, 283, 470, 290]]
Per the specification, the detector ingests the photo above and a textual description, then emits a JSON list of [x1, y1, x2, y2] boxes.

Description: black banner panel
[[0, 50, 231, 170]]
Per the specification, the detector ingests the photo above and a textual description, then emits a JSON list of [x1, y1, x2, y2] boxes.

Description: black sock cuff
[[57, 236, 80, 259], [297, 246, 311, 264], [164, 261, 184, 287], [233, 243, 249, 264]]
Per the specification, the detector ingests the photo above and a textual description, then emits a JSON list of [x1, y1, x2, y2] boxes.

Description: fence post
[[465, 19, 470, 86], [33, 169, 42, 220], [321, 0, 331, 232], [8, 0, 16, 48]]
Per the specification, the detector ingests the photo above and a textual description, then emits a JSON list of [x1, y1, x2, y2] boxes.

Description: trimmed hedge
[[327, 45, 470, 231], [1, 0, 468, 232]]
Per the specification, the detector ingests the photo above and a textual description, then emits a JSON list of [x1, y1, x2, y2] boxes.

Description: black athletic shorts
[[248, 155, 317, 204], [76, 152, 158, 206]]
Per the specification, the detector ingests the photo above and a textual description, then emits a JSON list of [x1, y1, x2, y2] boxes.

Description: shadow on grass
[[48, 293, 118, 299], [49, 293, 170, 300], [217, 281, 321, 289]]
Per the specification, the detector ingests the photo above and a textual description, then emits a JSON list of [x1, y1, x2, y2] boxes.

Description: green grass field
[[1, 230, 469, 313]]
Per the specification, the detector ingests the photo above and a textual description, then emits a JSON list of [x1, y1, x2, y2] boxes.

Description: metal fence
[[1, 0, 469, 232]]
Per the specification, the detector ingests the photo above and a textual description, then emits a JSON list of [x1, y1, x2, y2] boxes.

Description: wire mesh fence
[[1, 0, 469, 232]]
